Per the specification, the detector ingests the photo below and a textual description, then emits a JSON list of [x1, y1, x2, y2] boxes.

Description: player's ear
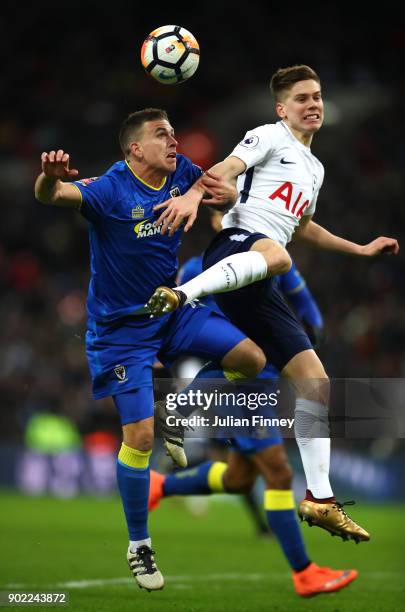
[[276, 102, 286, 119], [130, 141, 143, 160]]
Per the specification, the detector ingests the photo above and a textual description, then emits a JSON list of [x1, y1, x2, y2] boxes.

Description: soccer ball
[[141, 25, 200, 85]]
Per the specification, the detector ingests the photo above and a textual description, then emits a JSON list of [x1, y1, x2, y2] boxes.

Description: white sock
[[177, 251, 268, 302], [294, 398, 333, 499], [129, 537, 151, 553]]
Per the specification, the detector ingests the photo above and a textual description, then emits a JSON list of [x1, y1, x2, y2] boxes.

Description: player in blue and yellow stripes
[[34, 108, 267, 592]]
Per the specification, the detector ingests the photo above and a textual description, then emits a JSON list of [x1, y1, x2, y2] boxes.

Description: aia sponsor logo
[[269, 182, 309, 218]]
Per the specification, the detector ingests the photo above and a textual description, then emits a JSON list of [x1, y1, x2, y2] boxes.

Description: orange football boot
[[148, 470, 166, 511], [293, 562, 358, 597]]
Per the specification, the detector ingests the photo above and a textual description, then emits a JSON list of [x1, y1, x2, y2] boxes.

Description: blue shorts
[[203, 228, 312, 371], [86, 304, 246, 423]]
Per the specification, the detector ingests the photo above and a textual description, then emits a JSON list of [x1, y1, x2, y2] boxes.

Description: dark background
[[1, 2, 404, 444]]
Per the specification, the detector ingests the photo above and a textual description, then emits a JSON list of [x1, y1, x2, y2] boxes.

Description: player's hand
[[360, 237, 399, 257], [153, 171, 237, 236], [200, 170, 238, 206], [41, 150, 79, 180], [153, 193, 201, 237]]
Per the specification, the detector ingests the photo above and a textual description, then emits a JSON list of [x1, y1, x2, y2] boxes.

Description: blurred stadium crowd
[[1, 3, 404, 446]]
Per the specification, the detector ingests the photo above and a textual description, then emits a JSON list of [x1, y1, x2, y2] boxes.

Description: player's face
[[138, 120, 178, 173], [276, 80, 324, 139]]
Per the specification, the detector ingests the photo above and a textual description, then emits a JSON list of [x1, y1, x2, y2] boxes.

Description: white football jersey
[[222, 121, 324, 247]]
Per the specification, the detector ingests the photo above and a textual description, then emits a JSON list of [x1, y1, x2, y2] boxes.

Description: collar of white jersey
[[279, 121, 312, 152]]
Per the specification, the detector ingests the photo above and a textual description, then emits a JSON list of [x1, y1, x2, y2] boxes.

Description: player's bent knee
[[276, 249, 292, 275], [299, 375, 330, 405], [244, 341, 266, 377], [122, 420, 154, 451], [242, 340, 266, 376], [284, 351, 330, 403], [221, 339, 266, 378], [264, 247, 291, 276]]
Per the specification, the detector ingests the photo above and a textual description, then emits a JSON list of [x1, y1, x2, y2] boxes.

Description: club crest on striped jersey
[[170, 186, 181, 198]]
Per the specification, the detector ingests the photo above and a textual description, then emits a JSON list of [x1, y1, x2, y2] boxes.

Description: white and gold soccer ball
[[141, 25, 200, 85]]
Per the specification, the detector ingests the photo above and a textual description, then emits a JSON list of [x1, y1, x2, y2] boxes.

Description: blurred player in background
[[34, 108, 268, 592], [148, 425, 358, 598], [147, 65, 399, 542]]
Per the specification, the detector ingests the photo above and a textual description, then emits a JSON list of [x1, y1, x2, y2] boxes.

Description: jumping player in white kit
[[147, 65, 399, 542]]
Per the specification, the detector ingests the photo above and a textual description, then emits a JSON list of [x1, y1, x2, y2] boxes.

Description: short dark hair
[[270, 65, 320, 102], [119, 108, 169, 156]]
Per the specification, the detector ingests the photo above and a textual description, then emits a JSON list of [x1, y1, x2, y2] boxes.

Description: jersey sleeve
[[279, 261, 324, 328], [228, 125, 274, 170], [190, 162, 203, 183], [73, 175, 117, 222], [278, 260, 305, 294], [176, 154, 203, 190]]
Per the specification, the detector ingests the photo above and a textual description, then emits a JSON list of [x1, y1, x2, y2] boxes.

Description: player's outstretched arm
[[200, 157, 246, 206], [153, 180, 205, 237], [294, 217, 399, 257], [34, 150, 81, 209], [199, 170, 238, 207]]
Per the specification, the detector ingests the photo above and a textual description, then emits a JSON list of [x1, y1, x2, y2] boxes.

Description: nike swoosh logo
[[280, 157, 296, 165], [227, 263, 238, 284]]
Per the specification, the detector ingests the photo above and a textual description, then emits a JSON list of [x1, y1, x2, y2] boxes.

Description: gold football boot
[[146, 286, 187, 317], [298, 499, 370, 543]]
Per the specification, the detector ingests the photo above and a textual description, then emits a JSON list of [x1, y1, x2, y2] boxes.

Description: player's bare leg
[[249, 445, 358, 595], [146, 240, 290, 317], [282, 349, 370, 542]]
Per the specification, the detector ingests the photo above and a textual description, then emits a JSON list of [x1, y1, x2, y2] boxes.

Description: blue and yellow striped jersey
[[73, 154, 202, 323]]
